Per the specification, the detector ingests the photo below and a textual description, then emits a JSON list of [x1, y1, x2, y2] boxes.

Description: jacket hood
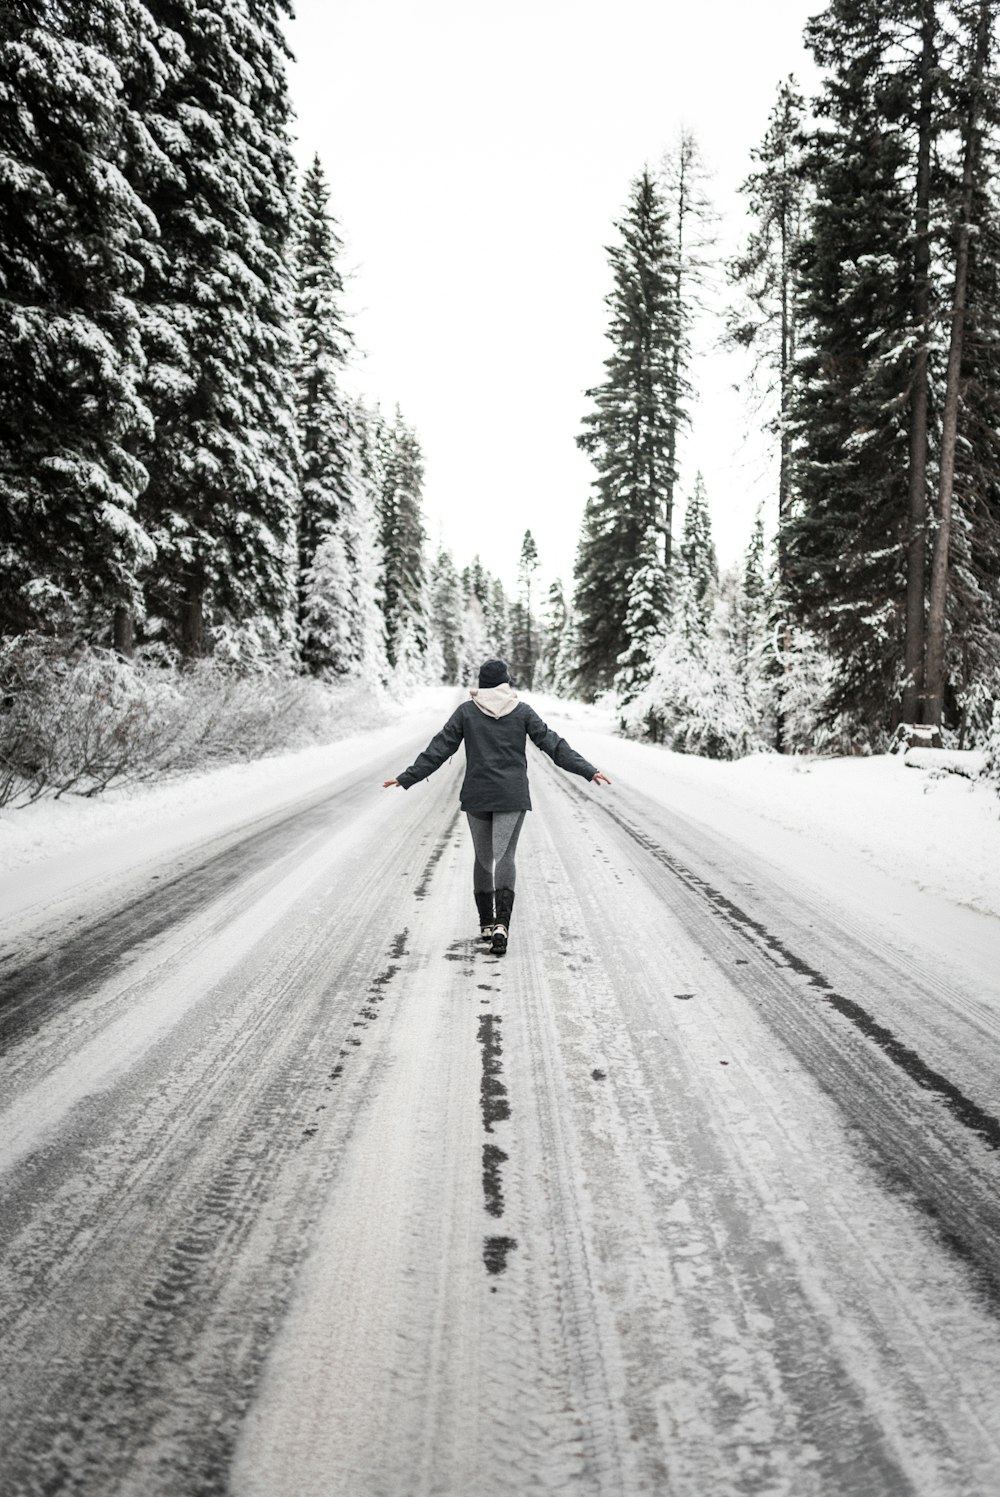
[[469, 684, 520, 719]]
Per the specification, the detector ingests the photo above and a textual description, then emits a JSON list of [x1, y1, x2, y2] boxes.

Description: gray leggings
[[466, 811, 526, 892]]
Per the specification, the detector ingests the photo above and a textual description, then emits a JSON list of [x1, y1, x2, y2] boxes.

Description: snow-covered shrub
[[0, 636, 390, 808], [770, 625, 853, 754], [621, 631, 766, 760], [0, 637, 180, 806]]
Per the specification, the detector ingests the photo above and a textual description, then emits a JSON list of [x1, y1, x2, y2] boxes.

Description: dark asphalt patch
[[482, 1144, 507, 1218], [477, 1014, 510, 1133], [414, 810, 461, 899], [483, 1236, 517, 1275]]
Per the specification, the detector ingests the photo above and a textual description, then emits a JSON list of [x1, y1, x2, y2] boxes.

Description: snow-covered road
[[2, 719, 1000, 1496]]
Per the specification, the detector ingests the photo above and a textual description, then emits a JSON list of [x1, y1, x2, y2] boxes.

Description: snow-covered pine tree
[[463, 556, 490, 614], [485, 575, 510, 659], [574, 169, 680, 696], [292, 152, 355, 670], [459, 589, 490, 685], [378, 407, 427, 669], [510, 529, 540, 687], [614, 527, 671, 724], [428, 547, 464, 683], [533, 578, 567, 695], [0, 0, 158, 638], [659, 128, 717, 553], [787, 0, 920, 738], [728, 79, 807, 586], [947, 105, 1000, 744], [727, 76, 808, 746], [924, 0, 998, 729], [788, 0, 1000, 741], [679, 473, 718, 628], [136, 0, 299, 657]]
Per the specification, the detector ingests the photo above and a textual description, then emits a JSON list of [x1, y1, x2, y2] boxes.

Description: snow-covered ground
[[534, 693, 1000, 920]]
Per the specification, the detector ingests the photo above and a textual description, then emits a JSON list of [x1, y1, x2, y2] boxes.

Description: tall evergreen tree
[[659, 129, 716, 551], [574, 169, 680, 696], [292, 152, 354, 667], [0, 0, 158, 637], [728, 78, 808, 618], [136, 0, 299, 656], [679, 472, 718, 626], [614, 526, 671, 708], [925, 0, 997, 726], [787, 0, 1000, 740], [485, 574, 510, 659], [378, 407, 427, 668], [510, 528, 540, 686], [429, 546, 463, 683], [787, 1, 920, 733]]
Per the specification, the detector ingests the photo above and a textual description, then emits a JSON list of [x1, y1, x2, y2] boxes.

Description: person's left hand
[[592, 771, 612, 786], [382, 778, 401, 788]]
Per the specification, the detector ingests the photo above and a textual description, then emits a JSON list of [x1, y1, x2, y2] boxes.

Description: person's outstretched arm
[[523, 707, 610, 786], [383, 708, 465, 789]]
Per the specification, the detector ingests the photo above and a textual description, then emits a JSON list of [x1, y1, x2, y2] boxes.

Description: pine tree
[[0, 0, 158, 637], [429, 547, 463, 683], [679, 473, 718, 626], [459, 589, 490, 685], [574, 169, 680, 695], [292, 153, 355, 668], [378, 407, 427, 668], [659, 129, 716, 551], [136, 0, 299, 656], [510, 529, 540, 686], [485, 575, 510, 659], [787, 0, 920, 734], [925, 0, 996, 727], [728, 77, 808, 732], [614, 527, 671, 710]]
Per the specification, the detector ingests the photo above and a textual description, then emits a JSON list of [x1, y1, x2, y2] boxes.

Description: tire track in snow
[[0, 766, 459, 1496], [549, 768, 1000, 1303]]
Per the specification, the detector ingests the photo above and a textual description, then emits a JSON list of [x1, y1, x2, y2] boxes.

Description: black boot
[[475, 890, 495, 940], [492, 888, 515, 954]]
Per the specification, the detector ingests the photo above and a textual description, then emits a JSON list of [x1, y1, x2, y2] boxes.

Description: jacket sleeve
[[523, 708, 597, 782], [396, 709, 465, 788]]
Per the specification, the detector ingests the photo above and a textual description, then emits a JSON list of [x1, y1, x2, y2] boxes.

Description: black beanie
[[478, 658, 510, 688]]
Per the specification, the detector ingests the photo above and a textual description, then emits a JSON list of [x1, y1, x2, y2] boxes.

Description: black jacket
[[397, 699, 597, 812]]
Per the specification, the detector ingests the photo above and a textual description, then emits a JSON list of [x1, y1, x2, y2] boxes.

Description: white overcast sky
[[283, 0, 822, 593]]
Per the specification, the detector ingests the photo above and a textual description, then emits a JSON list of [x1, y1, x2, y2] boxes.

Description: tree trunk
[[901, 4, 936, 724], [663, 142, 688, 565], [925, 0, 990, 727], [112, 606, 134, 659], [774, 133, 798, 755], [181, 576, 205, 660]]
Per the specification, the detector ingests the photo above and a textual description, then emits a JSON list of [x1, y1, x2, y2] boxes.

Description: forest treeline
[[0, 0, 557, 802], [578, 0, 1000, 759], [2, 0, 999, 797], [0, 0, 539, 682]]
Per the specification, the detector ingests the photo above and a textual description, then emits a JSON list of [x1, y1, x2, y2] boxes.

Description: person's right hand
[[592, 771, 612, 786], [382, 778, 401, 788]]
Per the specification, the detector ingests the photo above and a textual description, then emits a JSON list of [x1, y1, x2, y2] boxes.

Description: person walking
[[382, 658, 611, 954]]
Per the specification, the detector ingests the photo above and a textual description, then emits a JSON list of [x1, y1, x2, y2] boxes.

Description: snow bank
[[0, 687, 455, 883], [531, 694, 1000, 921]]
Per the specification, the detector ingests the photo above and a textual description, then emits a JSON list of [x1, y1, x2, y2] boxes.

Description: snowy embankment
[[0, 687, 457, 934], [535, 694, 1000, 923]]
